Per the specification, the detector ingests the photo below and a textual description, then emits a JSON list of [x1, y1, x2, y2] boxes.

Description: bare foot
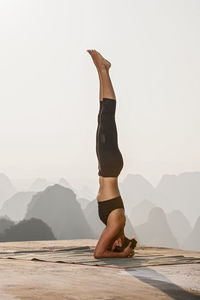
[[87, 49, 111, 72]]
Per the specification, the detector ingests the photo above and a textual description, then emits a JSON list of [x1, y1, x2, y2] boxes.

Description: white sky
[[0, 0, 200, 190]]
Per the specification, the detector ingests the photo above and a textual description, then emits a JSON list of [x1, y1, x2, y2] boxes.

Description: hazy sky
[[0, 0, 200, 190]]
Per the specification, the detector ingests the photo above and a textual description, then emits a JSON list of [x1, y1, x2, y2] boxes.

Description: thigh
[[98, 114, 118, 153], [96, 98, 124, 176]]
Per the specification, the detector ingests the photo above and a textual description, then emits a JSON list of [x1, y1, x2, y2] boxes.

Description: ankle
[[99, 65, 109, 73]]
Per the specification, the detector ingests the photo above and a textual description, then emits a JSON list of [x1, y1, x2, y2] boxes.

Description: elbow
[[94, 250, 103, 259]]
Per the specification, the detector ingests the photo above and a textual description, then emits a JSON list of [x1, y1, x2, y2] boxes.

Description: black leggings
[[96, 98, 124, 177]]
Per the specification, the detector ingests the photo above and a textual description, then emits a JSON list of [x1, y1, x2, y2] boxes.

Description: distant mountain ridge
[[0, 218, 55, 242], [182, 216, 200, 251], [0, 216, 15, 234], [0, 171, 199, 251], [151, 172, 200, 224], [166, 210, 192, 246], [28, 178, 54, 191], [130, 199, 155, 226], [134, 207, 179, 248], [25, 184, 95, 239], [119, 171, 200, 226], [119, 174, 155, 213], [0, 191, 36, 221], [0, 173, 16, 208]]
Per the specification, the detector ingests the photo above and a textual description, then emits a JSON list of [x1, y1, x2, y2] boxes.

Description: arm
[[95, 249, 124, 258], [100, 243, 134, 258], [94, 224, 132, 258]]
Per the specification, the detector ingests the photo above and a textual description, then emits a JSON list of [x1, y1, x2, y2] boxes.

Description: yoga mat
[[1, 246, 200, 269]]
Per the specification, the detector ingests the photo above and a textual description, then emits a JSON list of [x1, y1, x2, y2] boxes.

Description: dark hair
[[113, 237, 137, 252]]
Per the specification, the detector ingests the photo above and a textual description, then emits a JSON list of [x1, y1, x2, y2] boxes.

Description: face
[[110, 231, 125, 251], [111, 238, 122, 251]]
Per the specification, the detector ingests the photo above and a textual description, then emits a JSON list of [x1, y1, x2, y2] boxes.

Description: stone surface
[[0, 239, 200, 300]]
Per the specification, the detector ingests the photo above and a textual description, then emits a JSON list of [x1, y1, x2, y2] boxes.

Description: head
[[111, 232, 137, 252], [110, 229, 126, 251]]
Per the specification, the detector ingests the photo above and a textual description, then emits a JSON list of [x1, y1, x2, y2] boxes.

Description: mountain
[[0, 191, 36, 221], [182, 216, 200, 251], [24, 184, 95, 239], [130, 199, 155, 227], [83, 199, 104, 238], [134, 207, 179, 249], [152, 172, 200, 224], [124, 217, 138, 241], [84, 199, 136, 239], [0, 216, 15, 234], [0, 173, 16, 208], [58, 178, 80, 198], [76, 185, 95, 200], [166, 210, 192, 246], [0, 218, 55, 242], [58, 177, 72, 188], [77, 197, 90, 210], [119, 174, 155, 215], [28, 178, 54, 192]]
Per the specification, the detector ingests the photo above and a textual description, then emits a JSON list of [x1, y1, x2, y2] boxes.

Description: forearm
[[94, 249, 124, 258]]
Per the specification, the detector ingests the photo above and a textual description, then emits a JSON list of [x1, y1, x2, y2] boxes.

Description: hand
[[122, 242, 135, 258]]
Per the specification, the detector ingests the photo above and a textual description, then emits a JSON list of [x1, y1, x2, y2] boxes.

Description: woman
[[87, 49, 137, 258]]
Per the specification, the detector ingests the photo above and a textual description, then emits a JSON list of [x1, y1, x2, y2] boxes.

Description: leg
[[101, 67, 116, 100], [87, 49, 123, 177], [87, 49, 123, 201], [97, 68, 103, 102], [97, 98, 124, 177], [87, 49, 116, 101]]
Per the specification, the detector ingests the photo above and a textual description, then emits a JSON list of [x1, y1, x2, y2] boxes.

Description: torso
[[97, 176, 121, 201]]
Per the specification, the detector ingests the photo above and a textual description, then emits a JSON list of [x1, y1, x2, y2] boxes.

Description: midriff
[[97, 176, 121, 202]]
